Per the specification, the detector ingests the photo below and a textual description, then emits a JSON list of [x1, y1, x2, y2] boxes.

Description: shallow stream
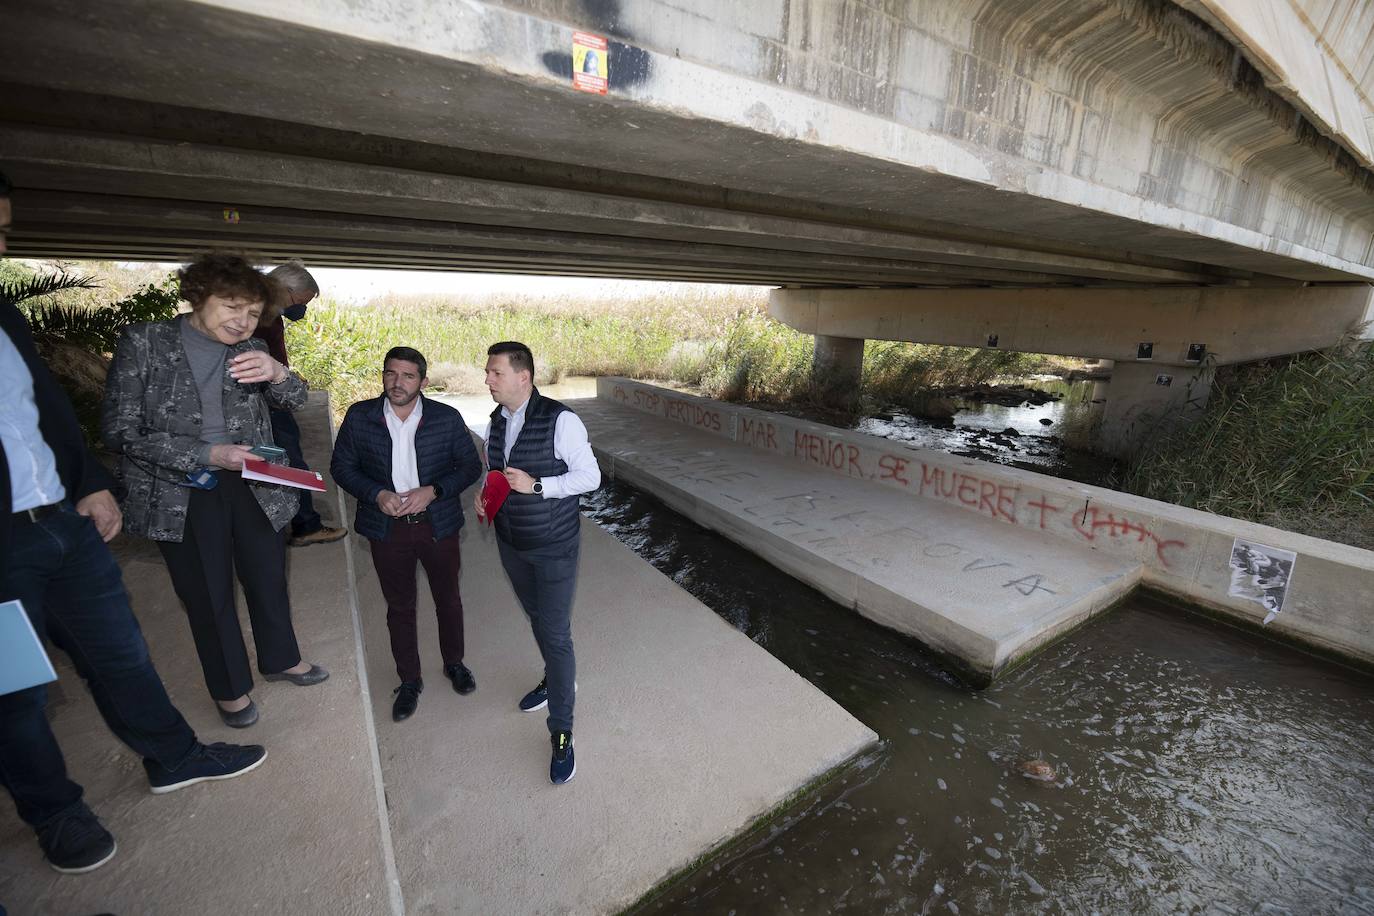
[[585, 482, 1374, 915], [854, 378, 1119, 488]]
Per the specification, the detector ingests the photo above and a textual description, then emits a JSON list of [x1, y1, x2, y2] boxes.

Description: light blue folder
[[0, 600, 58, 695]]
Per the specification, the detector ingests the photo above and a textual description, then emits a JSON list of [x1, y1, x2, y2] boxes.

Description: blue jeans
[[497, 536, 580, 735], [269, 406, 322, 536], [0, 505, 197, 828]]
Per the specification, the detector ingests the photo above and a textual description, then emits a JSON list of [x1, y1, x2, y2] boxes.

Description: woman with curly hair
[[101, 253, 328, 727]]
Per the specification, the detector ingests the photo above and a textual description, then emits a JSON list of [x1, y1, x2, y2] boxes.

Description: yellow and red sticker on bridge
[[572, 32, 608, 94]]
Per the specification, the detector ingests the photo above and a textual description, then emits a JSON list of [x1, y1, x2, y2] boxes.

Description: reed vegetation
[[1123, 342, 1374, 549], [289, 293, 1074, 416]]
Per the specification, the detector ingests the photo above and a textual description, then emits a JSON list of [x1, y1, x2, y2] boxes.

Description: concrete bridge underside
[[2, 0, 1371, 282], [2, 0, 1373, 452]]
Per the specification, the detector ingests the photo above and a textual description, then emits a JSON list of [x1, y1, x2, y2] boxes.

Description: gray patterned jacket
[[101, 318, 308, 542]]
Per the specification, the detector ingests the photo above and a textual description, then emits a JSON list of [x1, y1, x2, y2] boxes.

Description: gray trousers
[[497, 536, 579, 735]]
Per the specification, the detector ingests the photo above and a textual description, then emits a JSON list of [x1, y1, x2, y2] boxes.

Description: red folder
[[480, 470, 511, 524], [241, 458, 327, 492]]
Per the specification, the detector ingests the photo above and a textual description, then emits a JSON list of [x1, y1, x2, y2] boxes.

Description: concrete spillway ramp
[[577, 399, 1141, 684], [583, 379, 1374, 681], [0, 391, 877, 915]]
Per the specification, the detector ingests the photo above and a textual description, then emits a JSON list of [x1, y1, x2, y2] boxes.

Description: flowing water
[[855, 378, 1119, 487], [584, 482, 1374, 916]]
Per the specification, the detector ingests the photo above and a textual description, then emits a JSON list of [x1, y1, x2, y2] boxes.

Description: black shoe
[[218, 699, 258, 729], [264, 663, 330, 686], [550, 730, 576, 786], [519, 677, 548, 713], [145, 742, 268, 795], [392, 680, 422, 722], [36, 803, 117, 874], [519, 677, 577, 713], [444, 663, 476, 695]]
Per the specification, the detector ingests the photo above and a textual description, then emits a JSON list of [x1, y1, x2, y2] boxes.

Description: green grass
[[687, 308, 1072, 413], [1123, 342, 1374, 549], [289, 296, 1073, 420], [286, 292, 752, 409]]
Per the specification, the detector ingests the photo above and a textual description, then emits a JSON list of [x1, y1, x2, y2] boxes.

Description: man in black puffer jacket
[[331, 346, 483, 723], [476, 341, 600, 785]]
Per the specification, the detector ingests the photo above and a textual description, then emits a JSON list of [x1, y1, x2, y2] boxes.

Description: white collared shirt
[[383, 395, 423, 493], [496, 397, 600, 499]]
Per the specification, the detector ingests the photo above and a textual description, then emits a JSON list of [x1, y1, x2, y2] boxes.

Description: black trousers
[[157, 472, 302, 701]]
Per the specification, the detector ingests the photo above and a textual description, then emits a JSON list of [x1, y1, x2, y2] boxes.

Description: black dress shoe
[[218, 699, 258, 729], [444, 663, 476, 695], [391, 680, 422, 722], [264, 663, 330, 686]]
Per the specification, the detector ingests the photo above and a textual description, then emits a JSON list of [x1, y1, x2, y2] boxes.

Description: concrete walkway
[[0, 390, 876, 915]]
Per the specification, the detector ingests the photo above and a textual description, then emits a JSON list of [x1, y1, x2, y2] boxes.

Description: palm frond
[[23, 303, 129, 351], [0, 272, 100, 308]]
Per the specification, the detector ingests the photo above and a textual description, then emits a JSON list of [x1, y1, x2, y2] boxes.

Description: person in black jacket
[[330, 346, 483, 722], [0, 170, 267, 875]]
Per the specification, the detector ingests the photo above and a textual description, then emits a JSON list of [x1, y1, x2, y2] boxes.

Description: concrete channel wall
[[597, 378, 1374, 670]]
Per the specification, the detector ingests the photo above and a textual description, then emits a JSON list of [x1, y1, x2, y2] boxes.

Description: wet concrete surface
[[587, 481, 1374, 915]]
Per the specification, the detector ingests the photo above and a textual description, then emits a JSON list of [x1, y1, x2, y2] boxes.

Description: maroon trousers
[[368, 519, 465, 683]]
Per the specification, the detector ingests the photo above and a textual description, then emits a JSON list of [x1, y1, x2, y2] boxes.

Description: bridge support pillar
[[812, 334, 864, 405], [1099, 361, 1213, 457]]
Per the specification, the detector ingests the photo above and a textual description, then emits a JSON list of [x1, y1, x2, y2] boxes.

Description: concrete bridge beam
[[770, 285, 1374, 367], [4, 0, 1374, 285], [773, 283, 1372, 455]]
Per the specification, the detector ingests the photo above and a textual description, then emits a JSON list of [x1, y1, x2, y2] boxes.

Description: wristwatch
[[532, 478, 544, 495], [432, 483, 445, 499]]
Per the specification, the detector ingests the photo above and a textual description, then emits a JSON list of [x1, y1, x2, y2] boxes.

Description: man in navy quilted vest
[[331, 347, 483, 723], [476, 341, 600, 785]]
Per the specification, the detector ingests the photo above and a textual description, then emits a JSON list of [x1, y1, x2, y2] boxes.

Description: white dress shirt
[[497, 397, 601, 499], [0, 328, 66, 511], [383, 395, 423, 493]]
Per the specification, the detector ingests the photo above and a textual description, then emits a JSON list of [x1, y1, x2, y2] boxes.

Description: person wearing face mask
[[101, 253, 329, 727], [253, 261, 347, 548]]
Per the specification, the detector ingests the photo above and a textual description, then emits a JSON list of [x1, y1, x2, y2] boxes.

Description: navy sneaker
[[145, 742, 267, 795], [519, 677, 577, 713], [36, 803, 116, 874], [550, 731, 576, 785], [519, 676, 548, 712]]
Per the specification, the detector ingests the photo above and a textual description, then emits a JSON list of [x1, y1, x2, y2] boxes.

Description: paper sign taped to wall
[[573, 31, 608, 94], [1228, 538, 1296, 625]]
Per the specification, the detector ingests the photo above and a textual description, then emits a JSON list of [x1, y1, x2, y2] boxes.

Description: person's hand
[[474, 489, 487, 522], [76, 489, 123, 542], [208, 444, 256, 470], [504, 467, 536, 494], [229, 350, 288, 385], [377, 490, 406, 516], [396, 486, 436, 516]]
